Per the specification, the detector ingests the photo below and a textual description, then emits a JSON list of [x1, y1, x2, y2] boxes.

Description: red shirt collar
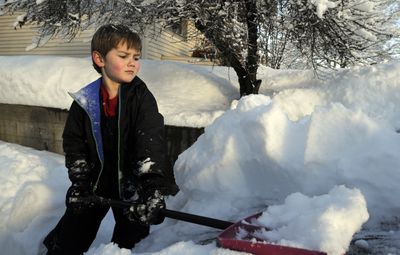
[[100, 84, 118, 117]]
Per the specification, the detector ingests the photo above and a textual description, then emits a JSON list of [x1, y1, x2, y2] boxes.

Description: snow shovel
[[74, 196, 326, 255]]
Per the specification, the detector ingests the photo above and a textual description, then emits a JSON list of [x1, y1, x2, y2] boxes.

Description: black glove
[[66, 156, 93, 183], [125, 190, 165, 225], [124, 174, 167, 225], [65, 156, 94, 214], [66, 182, 94, 214]]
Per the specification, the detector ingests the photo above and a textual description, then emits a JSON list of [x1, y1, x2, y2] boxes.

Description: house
[[0, 12, 203, 62]]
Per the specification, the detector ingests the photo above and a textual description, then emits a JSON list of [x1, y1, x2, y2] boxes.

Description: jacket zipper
[[117, 86, 122, 198], [69, 92, 104, 194]]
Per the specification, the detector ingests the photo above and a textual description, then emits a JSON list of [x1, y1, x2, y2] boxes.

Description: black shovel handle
[[161, 208, 233, 230], [75, 196, 233, 230]]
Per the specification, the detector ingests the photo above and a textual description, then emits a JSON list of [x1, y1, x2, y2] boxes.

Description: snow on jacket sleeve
[[130, 85, 174, 195]]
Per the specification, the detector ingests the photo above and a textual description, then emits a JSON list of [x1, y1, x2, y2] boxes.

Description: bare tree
[[1, 0, 399, 97], [260, 0, 400, 70]]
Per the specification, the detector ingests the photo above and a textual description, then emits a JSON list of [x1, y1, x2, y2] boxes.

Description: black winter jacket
[[63, 76, 177, 201]]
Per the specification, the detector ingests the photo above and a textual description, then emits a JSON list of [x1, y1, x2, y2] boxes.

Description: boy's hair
[[91, 24, 142, 73]]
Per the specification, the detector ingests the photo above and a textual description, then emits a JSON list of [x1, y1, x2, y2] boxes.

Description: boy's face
[[93, 41, 141, 85]]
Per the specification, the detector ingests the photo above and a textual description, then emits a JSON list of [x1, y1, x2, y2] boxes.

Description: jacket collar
[[69, 77, 104, 163]]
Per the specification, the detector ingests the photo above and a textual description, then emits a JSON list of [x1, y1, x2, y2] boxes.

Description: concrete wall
[[0, 103, 204, 165], [0, 104, 66, 153]]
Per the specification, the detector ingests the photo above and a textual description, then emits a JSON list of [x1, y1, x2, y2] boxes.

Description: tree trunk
[[243, 0, 261, 97], [194, 17, 261, 98]]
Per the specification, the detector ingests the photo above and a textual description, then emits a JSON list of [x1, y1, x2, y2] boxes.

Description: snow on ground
[[0, 56, 400, 255]]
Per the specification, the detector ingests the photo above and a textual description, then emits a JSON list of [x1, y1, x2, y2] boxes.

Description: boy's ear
[[92, 51, 105, 68]]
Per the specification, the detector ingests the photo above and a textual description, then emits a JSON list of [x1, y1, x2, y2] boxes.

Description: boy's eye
[[134, 57, 140, 61], [119, 55, 127, 58]]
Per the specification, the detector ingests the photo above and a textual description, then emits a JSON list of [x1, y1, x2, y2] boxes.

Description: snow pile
[[256, 185, 368, 255], [174, 94, 400, 226], [262, 61, 400, 128], [140, 61, 238, 127], [0, 142, 67, 254]]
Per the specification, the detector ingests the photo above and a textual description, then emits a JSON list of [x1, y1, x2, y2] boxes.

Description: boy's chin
[[119, 76, 136, 84]]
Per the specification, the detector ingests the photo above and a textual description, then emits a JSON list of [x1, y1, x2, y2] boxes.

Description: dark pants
[[43, 205, 149, 255]]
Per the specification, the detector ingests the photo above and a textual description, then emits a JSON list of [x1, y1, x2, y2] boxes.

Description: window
[[166, 19, 187, 39]]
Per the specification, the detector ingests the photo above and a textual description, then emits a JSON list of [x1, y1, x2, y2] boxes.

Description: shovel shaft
[[76, 196, 233, 230], [161, 208, 233, 230]]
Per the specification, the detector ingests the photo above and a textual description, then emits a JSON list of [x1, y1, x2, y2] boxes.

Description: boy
[[43, 24, 177, 255]]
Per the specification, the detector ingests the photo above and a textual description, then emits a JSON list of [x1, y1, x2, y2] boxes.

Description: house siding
[[0, 13, 92, 57], [0, 13, 196, 60], [144, 24, 196, 60]]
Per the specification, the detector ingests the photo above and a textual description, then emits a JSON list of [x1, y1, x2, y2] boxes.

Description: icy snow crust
[[0, 57, 399, 254]]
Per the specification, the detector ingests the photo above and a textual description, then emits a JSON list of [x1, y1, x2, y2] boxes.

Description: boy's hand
[[66, 157, 93, 183], [66, 182, 94, 214], [65, 156, 94, 213], [125, 190, 166, 225]]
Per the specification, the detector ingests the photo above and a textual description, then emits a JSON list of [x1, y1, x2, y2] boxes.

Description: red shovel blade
[[217, 213, 327, 255]]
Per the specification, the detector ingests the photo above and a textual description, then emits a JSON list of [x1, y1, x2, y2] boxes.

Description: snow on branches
[[1, 0, 398, 94]]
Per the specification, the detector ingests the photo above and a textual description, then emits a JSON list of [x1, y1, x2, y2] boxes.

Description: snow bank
[[256, 185, 368, 255], [174, 94, 400, 226], [0, 142, 67, 254], [263, 61, 400, 129]]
